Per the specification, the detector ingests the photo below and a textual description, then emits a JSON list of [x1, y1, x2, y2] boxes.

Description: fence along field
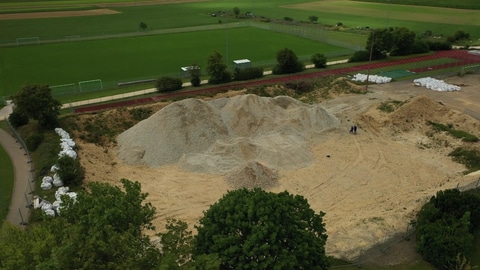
[[0, 26, 352, 99]]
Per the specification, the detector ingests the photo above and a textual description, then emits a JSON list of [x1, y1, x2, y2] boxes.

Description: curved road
[[0, 118, 32, 227]]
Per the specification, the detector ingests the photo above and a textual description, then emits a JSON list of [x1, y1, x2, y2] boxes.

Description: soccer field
[[0, 26, 353, 98], [0, 0, 478, 100]]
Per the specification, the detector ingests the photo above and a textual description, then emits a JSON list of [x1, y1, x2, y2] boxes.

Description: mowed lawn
[[0, 27, 350, 97]]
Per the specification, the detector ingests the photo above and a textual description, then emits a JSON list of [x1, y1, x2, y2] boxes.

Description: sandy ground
[[77, 74, 480, 263]]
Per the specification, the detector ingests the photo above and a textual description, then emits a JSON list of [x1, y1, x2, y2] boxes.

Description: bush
[[272, 48, 305, 75], [233, 67, 264, 81], [311, 53, 327, 68], [449, 148, 480, 173], [190, 76, 201, 87], [56, 155, 85, 186], [349, 50, 370, 62], [156, 76, 183, 92], [26, 133, 44, 151], [426, 41, 452, 51], [412, 39, 430, 54], [284, 80, 314, 94], [8, 109, 29, 128]]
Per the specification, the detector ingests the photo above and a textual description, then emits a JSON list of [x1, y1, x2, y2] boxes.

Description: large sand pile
[[117, 94, 340, 174]]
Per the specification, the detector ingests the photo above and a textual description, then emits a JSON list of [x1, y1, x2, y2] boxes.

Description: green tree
[[390, 27, 416, 56], [56, 155, 85, 186], [45, 179, 160, 269], [308, 15, 318, 23], [272, 48, 305, 74], [311, 53, 327, 68], [189, 65, 201, 87], [416, 189, 480, 268], [233, 7, 240, 17], [8, 108, 29, 128], [194, 188, 329, 269], [11, 83, 61, 130], [140, 21, 148, 31], [366, 28, 394, 60], [206, 51, 231, 84]]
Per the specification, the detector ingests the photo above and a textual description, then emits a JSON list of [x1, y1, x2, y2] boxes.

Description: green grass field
[[0, 26, 352, 98], [0, 0, 478, 99]]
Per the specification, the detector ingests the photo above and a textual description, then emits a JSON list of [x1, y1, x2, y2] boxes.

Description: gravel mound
[[117, 94, 339, 173], [225, 161, 279, 190]]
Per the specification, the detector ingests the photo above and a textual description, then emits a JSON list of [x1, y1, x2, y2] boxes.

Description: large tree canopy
[[194, 188, 329, 269], [416, 189, 480, 268], [11, 83, 61, 129], [0, 179, 161, 269]]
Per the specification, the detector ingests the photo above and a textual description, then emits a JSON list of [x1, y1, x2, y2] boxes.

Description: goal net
[[51, 83, 77, 97], [78, 79, 103, 92], [16, 37, 40, 46]]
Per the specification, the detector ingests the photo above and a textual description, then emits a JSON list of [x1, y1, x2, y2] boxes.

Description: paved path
[[0, 128, 32, 227]]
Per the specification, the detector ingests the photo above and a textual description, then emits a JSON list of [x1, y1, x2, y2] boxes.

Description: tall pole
[[365, 30, 375, 91], [226, 11, 229, 69]]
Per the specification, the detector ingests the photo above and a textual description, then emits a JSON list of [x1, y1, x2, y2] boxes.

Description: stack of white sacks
[[37, 128, 78, 216], [351, 73, 392, 84], [413, 77, 461, 92]]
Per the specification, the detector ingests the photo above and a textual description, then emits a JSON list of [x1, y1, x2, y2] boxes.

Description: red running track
[[75, 50, 480, 114]]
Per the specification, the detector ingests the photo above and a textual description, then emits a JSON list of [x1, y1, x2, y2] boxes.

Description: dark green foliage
[[272, 48, 305, 75], [233, 7, 240, 17], [156, 76, 183, 92], [390, 27, 416, 56], [206, 51, 232, 84], [189, 65, 202, 87], [233, 67, 264, 81], [416, 189, 480, 268], [284, 16, 293, 22], [139, 22, 147, 31], [428, 121, 479, 142], [367, 28, 393, 60], [411, 39, 430, 54], [449, 148, 480, 173], [129, 107, 153, 121], [426, 40, 452, 50], [11, 84, 61, 130], [349, 50, 371, 62], [56, 155, 85, 186], [311, 53, 327, 68], [8, 109, 29, 128], [0, 179, 161, 269], [308, 15, 318, 23], [26, 133, 44, 151], [194, 188, 329, 269], [285, 80, 315, 94], [448, 30, 471, 43]]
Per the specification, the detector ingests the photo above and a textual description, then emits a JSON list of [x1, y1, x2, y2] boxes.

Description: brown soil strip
[[0, 9, 120, 20]]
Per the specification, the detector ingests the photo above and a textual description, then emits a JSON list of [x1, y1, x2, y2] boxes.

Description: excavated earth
[[76, 75, 480, 264]]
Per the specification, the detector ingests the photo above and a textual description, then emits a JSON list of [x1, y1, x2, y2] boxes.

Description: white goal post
[[16, 37, 40, 46], [78, 79, 103, 92], [51, 83, 77, 97]]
